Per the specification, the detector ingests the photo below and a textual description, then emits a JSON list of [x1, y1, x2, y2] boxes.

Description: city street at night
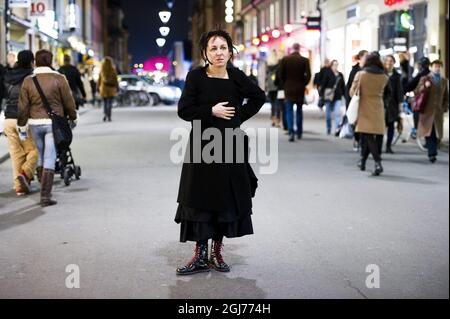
[[0, 105, 448, 298]]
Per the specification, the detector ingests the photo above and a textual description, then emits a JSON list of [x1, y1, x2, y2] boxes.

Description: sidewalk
[[0, 105, 93, 165]]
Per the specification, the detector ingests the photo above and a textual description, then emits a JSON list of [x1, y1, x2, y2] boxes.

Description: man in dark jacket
[[279, 43, 311, 141], [3, 50, 38, 196], [58, 55, 86, 109]]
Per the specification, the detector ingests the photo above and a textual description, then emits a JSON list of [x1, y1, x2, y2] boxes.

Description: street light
[[156, 38, 166, 47], [284, 24, 294, 34], [159, 11, 172, 24], [272, 29, 281, 39], [159, 26, 170, 37]]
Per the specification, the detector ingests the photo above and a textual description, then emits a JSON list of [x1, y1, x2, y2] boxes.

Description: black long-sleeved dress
[[175, 66, 266, 242]]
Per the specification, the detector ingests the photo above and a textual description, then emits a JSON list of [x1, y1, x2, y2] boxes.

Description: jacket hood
[[4, 67, 33, 85]]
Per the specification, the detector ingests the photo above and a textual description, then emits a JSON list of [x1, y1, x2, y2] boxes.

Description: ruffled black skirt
[[175, 181, 254, 243]]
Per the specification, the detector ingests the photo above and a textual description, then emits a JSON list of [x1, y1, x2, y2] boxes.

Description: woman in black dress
[[175, 30, 266, 275]]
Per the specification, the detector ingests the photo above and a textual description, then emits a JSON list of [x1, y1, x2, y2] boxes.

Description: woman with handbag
[[319, 60, 346, 136], [98, 57, 118, 122], [175, 29, 265, 275], [350, 52, 389, 176], [17, 50, 77, 207], [414, 60, 449, 163]]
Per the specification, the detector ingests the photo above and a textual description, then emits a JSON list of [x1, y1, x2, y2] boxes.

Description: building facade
[[1, 0, 130, 73], [320, 0, 448, 79]]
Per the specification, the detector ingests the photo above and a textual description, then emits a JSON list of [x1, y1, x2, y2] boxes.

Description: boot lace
[[213, 242, 225, 264]]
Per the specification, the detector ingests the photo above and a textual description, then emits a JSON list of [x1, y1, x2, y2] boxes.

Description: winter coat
[[319, 68, 346, 102], [350, 67, 389, 135], [3, 67, 33, 119], [98, 67, 118, 99], [17, 67, 77, 127], [279, 52, 311, 105], [383, 70, 403, 124], [415, 75, 449, 139], [58, 64, 86, 98], [405, 68, 430, 93], [266, 64, 279, 92], [177, 66, 266, 213]]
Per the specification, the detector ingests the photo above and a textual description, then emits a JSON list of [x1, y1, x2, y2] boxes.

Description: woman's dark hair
[[385, 54, 396, 64], [35, 49, 53, 67], [330, 59, 338, 67], [17, 50, 34, 69], [364, 52, 384, 70], [200, 29, 235, 65]]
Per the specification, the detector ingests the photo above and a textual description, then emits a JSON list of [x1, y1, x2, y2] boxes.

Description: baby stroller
[[55, 147, 81, 186]]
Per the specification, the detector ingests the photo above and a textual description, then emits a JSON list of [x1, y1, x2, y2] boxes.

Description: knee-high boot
[[41, 169, 57, 207]]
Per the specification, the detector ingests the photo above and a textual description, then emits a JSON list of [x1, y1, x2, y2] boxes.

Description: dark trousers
[[103, 98, 113, 119], [268, 91, 280, 119], [425, 126, 438, 157], [360, 133, 384, 162], [280, 99, 288, 130], [285, 99, 303, 136], [386, 122, 395, 148]]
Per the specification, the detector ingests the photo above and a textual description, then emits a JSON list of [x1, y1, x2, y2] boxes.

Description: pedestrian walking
[[17, 49, 77, 207], [414, 60, 449, 163], [273, 52, 289, 133], [2, 50, 38, 196], [266, 49, 281, 127], [383, 55, 403, 154], [58, 55, 87, 110], [405, 57, 431, 133], [279, 43, 311, 142], [79, 66, 93, 105], [98, 57, 118, 122], [319, 60, 345, 136], [399, 52, 413, 92], [350, 52, 389, 176], [345, 50, 368, 152], [175, 29, 265, 275], [313, 59, 330, 109]]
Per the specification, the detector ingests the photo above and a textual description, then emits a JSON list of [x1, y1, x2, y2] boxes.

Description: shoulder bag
[[32, 76, 73, 151]]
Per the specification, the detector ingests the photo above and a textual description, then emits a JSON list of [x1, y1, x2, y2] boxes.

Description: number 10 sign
[[30, 0, 48, 17]]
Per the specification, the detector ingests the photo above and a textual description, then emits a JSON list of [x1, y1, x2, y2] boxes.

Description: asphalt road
[[0, 105, 448, 298]]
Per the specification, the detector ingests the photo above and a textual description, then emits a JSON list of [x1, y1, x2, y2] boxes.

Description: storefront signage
[[385, 0, 404, 6], [8, 0, 31, 8], [306, 17, 321, 31]]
